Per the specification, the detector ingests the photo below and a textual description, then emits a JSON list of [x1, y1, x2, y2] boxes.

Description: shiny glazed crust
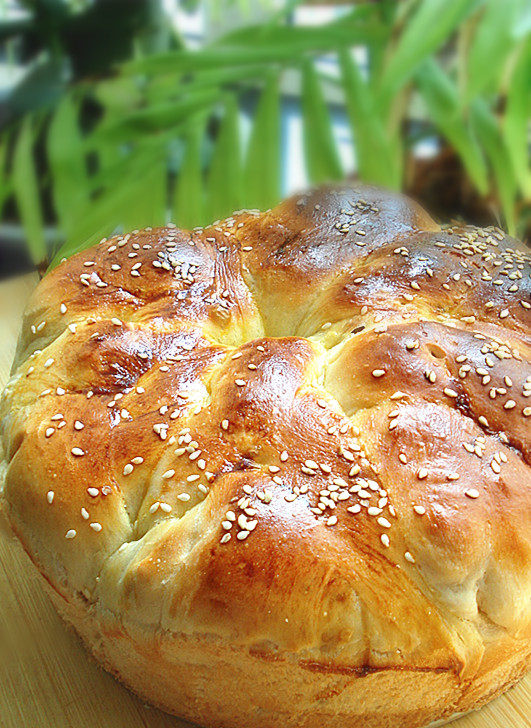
[[1, 184, 530, 726]]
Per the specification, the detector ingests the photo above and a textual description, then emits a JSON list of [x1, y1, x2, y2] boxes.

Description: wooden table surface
[[0, 274, 529, 728]]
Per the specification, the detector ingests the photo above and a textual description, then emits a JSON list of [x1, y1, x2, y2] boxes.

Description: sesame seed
[[65, 529, 77, 539], [45, 427, 54, 438], [89, 522, 102, 532], [371, 369, 386, 378], [413, 505, 426, 515], [87, 487, 99, 497], [465, 488, 480, 499], [46, 490, 54, 504], [380, 534, 390, 547], [404, 551, 415, 563], [220, 533, 231, 544], [71, 447, 85, 457], [417, 468, 428, 480], [443, 388, 458, 398], [123, 464, 134, 476]]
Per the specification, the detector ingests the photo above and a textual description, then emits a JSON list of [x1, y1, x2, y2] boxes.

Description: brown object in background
[[407, 147, 530, 242]]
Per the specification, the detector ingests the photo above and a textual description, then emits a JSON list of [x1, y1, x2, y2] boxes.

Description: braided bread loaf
[[1, 184, 529, 727]]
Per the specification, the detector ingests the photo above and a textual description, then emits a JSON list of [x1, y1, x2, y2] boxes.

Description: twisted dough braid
[[1, 184, 529, 678]]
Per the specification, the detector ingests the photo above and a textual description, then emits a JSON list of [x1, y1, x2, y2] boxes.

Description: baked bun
[[1, 184, 529, 727]]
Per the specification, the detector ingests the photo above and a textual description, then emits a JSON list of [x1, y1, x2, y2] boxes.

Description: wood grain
[[0, 274, 529, 728]]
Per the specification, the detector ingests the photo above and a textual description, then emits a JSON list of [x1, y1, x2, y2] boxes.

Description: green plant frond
[[50, 146, 169, 267], [416, 59, 489, 195], [47, 95, 89, 239], [213, 9, 384, 50], [206, 96, 244, 222], [470, 99, 518, 235], [339, 49, 401, 189], [465, 0, 529, 100], [242, 73, 281, 210], [301, 60, 342, 185], [121, 162, 168, 232], [503, 43, 531, 198], [3, 0, 529, 269], [122, 15, 385, 80], [0, 137, 11, 217], [89, 90, 222, 146], [146, 64, 270, 101], [12, 116, 47, 265], [92, 75, 145, 116], [377, 0, 481, 110], [173, 117, 207, 229]]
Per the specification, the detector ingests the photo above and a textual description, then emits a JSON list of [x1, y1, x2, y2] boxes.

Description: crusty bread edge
[[42, 564, 529, 728], [1, 464, 529, 728]]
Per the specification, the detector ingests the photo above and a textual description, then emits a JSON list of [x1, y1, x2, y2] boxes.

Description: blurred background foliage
[[0, 0, 529, 273]]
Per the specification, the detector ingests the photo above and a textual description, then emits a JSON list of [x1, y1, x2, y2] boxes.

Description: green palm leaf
[[465, 0, 528, 99], [301, 60, 342, 184], [339, 49, 401, 188], [416, 59, 488, 195], [206, 96, 243, 221], [503, 43, 531, 197], [173, 117, 207, 228], [47, 96, 89, 240], [242, 73, 281, 209], [471, 99, 517, 234], [378, 0, 478, 109], [12, 117, 47, 265]]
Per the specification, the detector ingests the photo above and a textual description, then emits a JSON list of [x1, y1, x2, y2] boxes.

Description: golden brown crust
[[0, 183, 529, 726], [39, 575, 531, 728]]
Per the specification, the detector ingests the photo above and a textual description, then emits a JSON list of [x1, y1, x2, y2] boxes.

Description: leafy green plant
[[0, 0, 529, 270]]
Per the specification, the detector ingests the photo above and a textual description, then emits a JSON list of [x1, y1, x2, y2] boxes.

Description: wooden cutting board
[[0, 274, 529, 728]]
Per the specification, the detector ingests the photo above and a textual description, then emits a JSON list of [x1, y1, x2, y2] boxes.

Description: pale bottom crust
[[39, 579, 530, 728]]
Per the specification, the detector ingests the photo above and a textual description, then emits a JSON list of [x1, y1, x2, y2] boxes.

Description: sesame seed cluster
[[0, 183, 529, 680]]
